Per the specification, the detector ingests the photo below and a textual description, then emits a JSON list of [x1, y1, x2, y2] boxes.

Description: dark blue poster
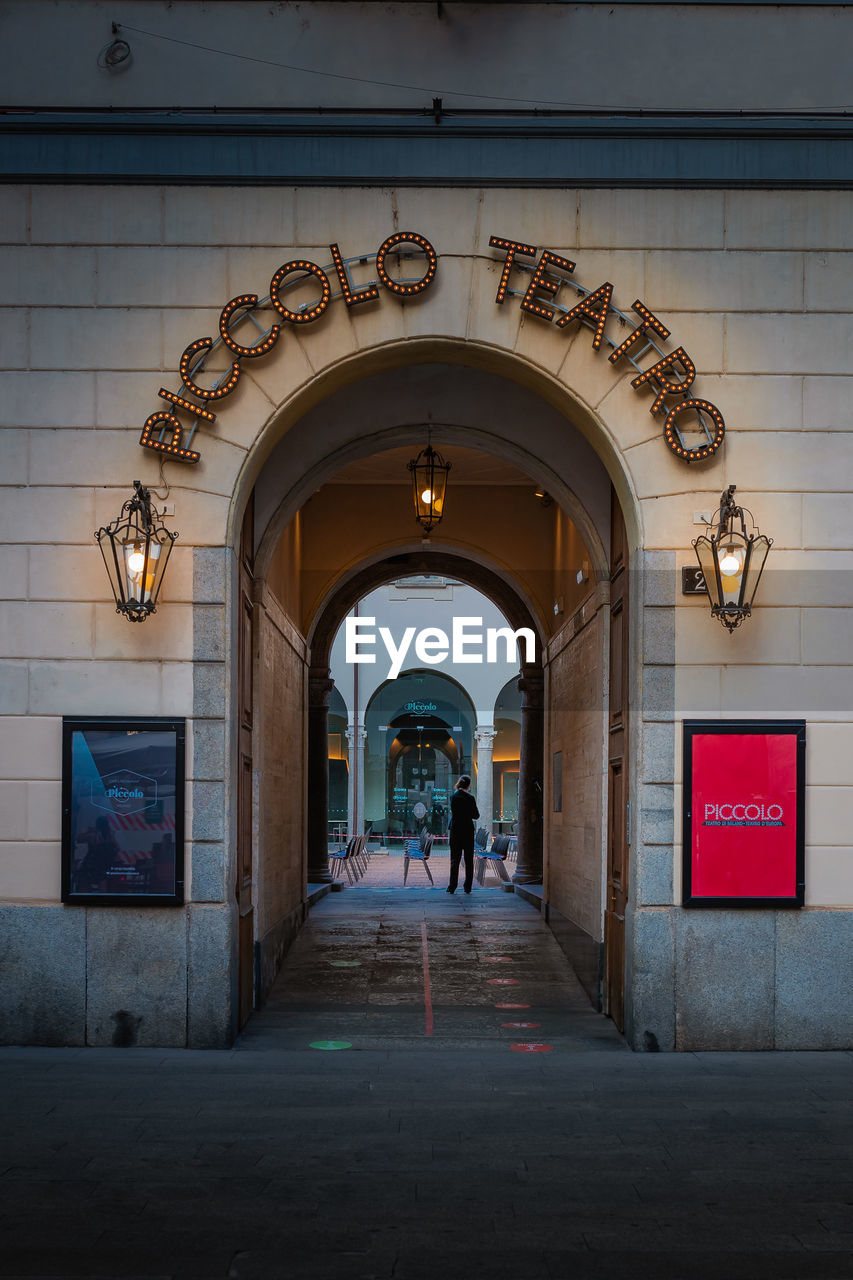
[[61, 717, 185, 906]]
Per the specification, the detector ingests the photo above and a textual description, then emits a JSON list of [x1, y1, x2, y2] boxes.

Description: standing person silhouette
[[446, 774, 479, 894]]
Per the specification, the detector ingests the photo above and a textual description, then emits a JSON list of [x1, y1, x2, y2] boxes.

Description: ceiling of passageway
[[330, 444, 532, 487], [254, 360, 612, 566]]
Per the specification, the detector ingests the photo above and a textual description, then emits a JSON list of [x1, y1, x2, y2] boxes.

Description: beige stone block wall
[[579, 190, 726, 250], [0, 182, 851, 921], [545, 605, 606, 942], [646, 251, 803, 313], [164, 188, 295, 248], [254, 589, 308, 941], [0, 185, 29, 243], [0, 717, 62, 900], [29, 186, 163, 245], [725, 193, 853, 250]]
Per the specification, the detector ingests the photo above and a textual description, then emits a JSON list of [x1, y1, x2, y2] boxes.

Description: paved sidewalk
[[1, 888, 852, 1280]]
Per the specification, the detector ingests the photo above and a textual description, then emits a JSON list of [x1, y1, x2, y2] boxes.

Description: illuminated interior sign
[[138, 228, 726, 467]]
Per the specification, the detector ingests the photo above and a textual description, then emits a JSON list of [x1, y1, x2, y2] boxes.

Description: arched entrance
[[227, 342, 640, 1040], [302, 548, 547, 891]]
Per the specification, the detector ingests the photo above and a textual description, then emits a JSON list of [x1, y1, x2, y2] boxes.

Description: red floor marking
[[494, 1002, 530, 1009], [420, 920, 434, 1037], [501, 1021, 541, 1029], [487, 978, 519, 985], [510, 1043, 554, 1053]]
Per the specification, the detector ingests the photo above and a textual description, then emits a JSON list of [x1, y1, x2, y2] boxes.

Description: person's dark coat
[[449, 788, 479, 851]]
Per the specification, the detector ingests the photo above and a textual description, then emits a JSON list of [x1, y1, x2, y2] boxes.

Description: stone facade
[[1, 3, 852, 1050]]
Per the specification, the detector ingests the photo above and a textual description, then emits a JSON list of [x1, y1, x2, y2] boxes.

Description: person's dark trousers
[[448, 842, 474, 892]]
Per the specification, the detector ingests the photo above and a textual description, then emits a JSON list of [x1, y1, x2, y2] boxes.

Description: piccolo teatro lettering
[[140, 231, 726, 468]]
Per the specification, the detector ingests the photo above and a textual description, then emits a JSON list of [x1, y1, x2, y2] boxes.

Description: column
[[345, 724, 368, 836], [474, 725, 497, 833], [307, 667, 334, 884], [514, 667, 544, 885]]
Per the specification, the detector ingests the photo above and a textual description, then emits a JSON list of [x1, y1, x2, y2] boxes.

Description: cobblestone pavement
[[1, 886, 852, 1280]]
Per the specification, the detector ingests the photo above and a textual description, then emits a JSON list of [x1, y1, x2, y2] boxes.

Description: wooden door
[[604, 492, 629, 1031], [236, 498, 255, 1028]]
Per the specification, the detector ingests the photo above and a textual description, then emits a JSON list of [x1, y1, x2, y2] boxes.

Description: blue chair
[[328, 834, 361, 883], [403, 834, 434, 886], [475, 834, 512, 885]]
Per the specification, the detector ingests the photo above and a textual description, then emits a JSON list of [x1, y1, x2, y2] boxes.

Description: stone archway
[[211, 329, 660, 1047], [303, 549, 546, 891]]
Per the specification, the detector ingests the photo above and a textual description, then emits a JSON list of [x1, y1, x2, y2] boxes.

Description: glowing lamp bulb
[[719, 551, 741, 576], [421, 488, 434, 504], [127, 547, 146, 574]]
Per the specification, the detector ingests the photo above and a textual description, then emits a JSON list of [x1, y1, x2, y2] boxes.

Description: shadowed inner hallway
[[240, 887, 626, 1054]]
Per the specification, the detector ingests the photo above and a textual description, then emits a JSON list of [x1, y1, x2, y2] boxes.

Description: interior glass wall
[[493, 677, 522, 831], [328, 687, 349, 839], [364, 672, 476, 840]]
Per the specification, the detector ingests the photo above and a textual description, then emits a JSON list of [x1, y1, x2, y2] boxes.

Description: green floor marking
[[309, 1040, 353, 1051]]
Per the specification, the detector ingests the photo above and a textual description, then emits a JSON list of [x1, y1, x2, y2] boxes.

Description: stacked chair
[[327, 829, 372, 884], [474, 833, 512, 885]]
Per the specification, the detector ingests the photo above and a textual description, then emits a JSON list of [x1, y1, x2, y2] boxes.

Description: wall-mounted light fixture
[[693, 485, 772, 633], [408, 441, 451, 534], [97, 23, 132, 71], [95, 481, 178, 622]]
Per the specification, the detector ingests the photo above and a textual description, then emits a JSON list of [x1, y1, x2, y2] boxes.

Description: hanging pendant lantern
[[408, 443, 451, 534], [95, 480, 178, 622], [693, 484, 772, 633]]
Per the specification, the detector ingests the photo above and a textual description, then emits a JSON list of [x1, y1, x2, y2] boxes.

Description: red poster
[[683, 721, 805, 906]]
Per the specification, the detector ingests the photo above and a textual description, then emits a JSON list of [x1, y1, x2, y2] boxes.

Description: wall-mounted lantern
[[693, 484, 772, 633], [95, 480, 178, 622], [408, 442, 451, 534]]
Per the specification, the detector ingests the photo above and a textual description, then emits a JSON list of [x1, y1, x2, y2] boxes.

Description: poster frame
[[682, 718, 806, 909], [61, 715, 186, 907]]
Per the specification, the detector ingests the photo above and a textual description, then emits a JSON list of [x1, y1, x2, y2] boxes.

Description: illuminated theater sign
[[682, 720, 806, 908], [139, 231, 725, 467]]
